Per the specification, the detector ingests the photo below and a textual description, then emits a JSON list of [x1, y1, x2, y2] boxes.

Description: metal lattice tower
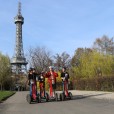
[[11, 2, 28, 74]]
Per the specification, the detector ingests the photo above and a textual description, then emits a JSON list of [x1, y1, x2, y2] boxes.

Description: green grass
[[0, 91, 16, 101]]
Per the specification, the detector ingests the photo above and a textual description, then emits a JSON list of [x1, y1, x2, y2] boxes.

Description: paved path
[[71, 90, 114, 100], [0, 90, 114, 114]]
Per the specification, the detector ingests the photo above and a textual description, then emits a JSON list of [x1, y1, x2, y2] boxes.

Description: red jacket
[[45, 71, 58, 84]]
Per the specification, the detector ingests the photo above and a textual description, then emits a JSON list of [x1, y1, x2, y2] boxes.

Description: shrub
[[72, 76, 114, 91]]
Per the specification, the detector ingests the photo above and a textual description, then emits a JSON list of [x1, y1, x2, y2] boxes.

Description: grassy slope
[[0, 91, 15, 101]]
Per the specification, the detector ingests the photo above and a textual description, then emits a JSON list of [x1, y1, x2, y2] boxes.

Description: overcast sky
[[0, 0, 114, 57]]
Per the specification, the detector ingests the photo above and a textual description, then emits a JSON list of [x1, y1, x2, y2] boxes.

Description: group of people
[[27, 66, 70, 97]]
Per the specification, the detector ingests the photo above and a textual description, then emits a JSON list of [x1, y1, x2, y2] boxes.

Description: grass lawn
[[0, 91, 16, 101]]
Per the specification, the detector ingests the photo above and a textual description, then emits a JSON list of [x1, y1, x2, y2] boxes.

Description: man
[[27, 68, 33, 96], [27, 68, 37, 99], [61, 67, 69, 82], [61, 67, 69, 95], [45, 66, 58, 97], [32, 68, 37, 83]]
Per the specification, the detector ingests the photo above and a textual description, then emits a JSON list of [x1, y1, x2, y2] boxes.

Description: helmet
[[29, 67, 33, 71], [49, 66, 54, 69]]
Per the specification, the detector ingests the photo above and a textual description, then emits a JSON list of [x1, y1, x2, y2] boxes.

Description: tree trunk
[[0, 83, 3, 91]]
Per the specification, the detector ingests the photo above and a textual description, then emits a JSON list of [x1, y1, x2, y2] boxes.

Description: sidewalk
[[69, 90, 114, 100]]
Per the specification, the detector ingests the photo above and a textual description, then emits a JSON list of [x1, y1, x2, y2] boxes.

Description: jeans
[[30, 84, 32, 96]]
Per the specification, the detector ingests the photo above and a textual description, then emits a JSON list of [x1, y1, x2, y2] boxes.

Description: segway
[[38, 76, 49, 102], [26, 80, 40, 104], [60, 78, 72, 101], [48, 79, 58, 101]]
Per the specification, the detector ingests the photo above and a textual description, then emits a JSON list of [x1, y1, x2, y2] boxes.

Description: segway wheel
[[59, 93, 62, 101], [46, 93, 49, 102], [55, 93, 58, 101], [68, 92, 73, 100], [60, 93, 64, 101], [36, 94, 40, 103], [26, 94, 32, 104], [39, 94, 42, 103]]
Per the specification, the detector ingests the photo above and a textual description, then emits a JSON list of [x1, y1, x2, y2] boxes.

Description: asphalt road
[[0, 91, 114, 114]]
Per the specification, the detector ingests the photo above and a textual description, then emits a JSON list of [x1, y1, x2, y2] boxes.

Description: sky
[[0, 0, 114, 58]]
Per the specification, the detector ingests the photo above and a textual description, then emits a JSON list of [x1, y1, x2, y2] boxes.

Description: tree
[[93, 35, 114, 55], [54, 52, 71, 70], [71, 48, 92, 67], [71, 48, 114, 79], [28, 46, 53, 72], [0, 52, 12, 90]]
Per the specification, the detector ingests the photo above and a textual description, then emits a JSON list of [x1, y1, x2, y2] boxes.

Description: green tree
[[0, 52, 12, 90], [71, 48, 114, 79]]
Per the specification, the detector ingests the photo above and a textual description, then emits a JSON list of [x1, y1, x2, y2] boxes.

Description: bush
[[72, 76, 114, 91]]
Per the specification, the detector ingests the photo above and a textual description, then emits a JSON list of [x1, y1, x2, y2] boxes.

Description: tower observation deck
[[11, 2, 28, 74]]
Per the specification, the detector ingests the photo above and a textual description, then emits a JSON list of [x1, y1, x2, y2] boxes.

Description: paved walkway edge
[[68, 90, 114, 100]]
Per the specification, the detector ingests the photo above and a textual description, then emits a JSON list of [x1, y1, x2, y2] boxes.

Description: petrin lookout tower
[[11, 2, 28, 74]]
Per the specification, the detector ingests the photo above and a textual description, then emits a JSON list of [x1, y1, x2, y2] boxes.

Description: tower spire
[[18, 1, 21, 15]]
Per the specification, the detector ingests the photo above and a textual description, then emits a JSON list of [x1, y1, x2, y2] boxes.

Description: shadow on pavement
[[72, 93, 110, 100]]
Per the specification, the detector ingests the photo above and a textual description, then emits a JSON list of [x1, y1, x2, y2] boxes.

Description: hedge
[[72, 76, 114, 91]]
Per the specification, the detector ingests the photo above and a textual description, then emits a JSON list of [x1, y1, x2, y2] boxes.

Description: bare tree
[[93, 35, 114, 55], [54, 52, 71, 70], [28, 46, 53, 72]]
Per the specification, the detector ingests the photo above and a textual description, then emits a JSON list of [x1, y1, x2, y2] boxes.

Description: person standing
[[38, 71, 45, 97], [61, 67, 69, 95], [27, 68, 34, 96], [27, 68, 37, 99], [45, 66, 58, 98]]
